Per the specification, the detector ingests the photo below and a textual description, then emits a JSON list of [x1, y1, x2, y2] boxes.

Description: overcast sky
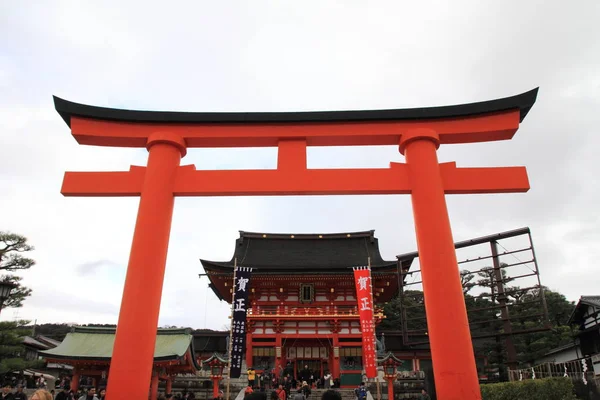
[[1, 1, 598, 330]]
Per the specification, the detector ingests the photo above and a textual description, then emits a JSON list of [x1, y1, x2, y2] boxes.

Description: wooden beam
[[69, 110, 520, 148], [61, 162, 528, 197], [61, 166, 145, 196]]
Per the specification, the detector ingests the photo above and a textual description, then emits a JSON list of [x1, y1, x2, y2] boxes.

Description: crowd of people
[[245, 363, 338, 394], [240, 364, 359, 400], [0, 383, 107, 400], [244, 389, 342, 400], [1, 376, 429, 400], [241, 368, 431, 400], [2, 373, 50, 392], [0, 383, 53, 400]]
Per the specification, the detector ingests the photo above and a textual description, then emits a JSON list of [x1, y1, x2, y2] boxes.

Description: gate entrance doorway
[[295, 360, 327, 383]]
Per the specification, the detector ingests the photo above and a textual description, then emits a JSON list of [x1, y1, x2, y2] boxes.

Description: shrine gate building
[[201, 230, 410, 387]]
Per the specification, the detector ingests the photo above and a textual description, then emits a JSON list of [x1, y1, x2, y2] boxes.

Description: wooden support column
[[105, 133, 186, 399], [386, 378, 394, 400], [246, 340, 253, 370], [212, 377, 221, 398], [276, 336, 283, 379], [71, 369, 80, 393], [332, 335, 340, 380], [150, 372, 159, 400], [166, 377, 172, 395], [401, 129, 480, 400]]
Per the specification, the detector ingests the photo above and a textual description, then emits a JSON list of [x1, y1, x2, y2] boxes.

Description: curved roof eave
[[53, 88, 538, 128], [239, 230, 375, 240], [200, 259, 400, 272]]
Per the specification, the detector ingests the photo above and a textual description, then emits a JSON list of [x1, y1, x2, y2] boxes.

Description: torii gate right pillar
[[401, 129, 479, 398]]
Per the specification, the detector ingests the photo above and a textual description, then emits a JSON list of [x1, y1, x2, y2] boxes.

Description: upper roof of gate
[[53, 88, 538, 128], [200, 230, 402, 272]]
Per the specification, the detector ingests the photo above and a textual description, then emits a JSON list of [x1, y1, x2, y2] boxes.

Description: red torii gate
[[54, 88, 538, 400]]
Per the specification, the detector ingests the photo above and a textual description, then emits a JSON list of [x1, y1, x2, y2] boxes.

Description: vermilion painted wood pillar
[[246, 340, 253, 371], [276, 336, 283, 379], [71, 370, 80, 393], [105, 133, 186, 400], [150, 372, 159, 400], [212, 376, 221, 398], [386, 378, 394, 400], [401, 129, 480, 400], [166, 378, 172, 395], [332, 335, 340, 380]]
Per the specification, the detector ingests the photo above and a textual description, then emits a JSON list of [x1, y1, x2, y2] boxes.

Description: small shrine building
[[40, 327, 200, 398], [201, 230, 411, 387]]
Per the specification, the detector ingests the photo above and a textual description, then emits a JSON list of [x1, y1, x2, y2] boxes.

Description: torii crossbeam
[[54, 88, 538, 400]]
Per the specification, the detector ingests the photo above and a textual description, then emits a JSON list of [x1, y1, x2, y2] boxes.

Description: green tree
[[379, 275, 576, 372], [461, 270, 477, 295], [510, 287, 575, 365], [0, 232, 35, 308], [542, 289, 575, 327], [379, 290, 427, 332], [0, 276, 32, 309], [0, 321, 44, 377]]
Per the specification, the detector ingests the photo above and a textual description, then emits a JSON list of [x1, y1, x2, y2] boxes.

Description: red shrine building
[[40, 327, 200, 397], [201, 230, 411, 387]]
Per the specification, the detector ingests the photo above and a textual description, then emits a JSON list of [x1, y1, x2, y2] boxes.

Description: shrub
[[480, 378, 577, 400]]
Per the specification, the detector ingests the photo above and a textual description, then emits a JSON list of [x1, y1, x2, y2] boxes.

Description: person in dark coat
[[0, 383, 14, 400], [55, 386, 70, 400], [12, 385, 26, 400], [299, 366, 311, 384]]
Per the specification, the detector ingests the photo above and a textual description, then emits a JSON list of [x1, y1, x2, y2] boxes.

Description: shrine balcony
[[247, 305, 384, 319]]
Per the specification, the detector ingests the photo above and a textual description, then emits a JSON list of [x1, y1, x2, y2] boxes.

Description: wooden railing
[[508, 359, 594, 382], [248, 305, 384, 317]]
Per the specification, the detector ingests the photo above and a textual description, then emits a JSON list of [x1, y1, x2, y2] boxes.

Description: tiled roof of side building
[[39, 326, 200, 369], [36, 335, 61, 348], [23, 336, 54, 350]]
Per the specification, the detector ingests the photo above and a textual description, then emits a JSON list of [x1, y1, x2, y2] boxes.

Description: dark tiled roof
[[568, 295, 600, 326], [377, 351, 404, 364], [23, 336, 53, 350], [201, 230, 398, 272], [541, 340, 580, 357], [580, 296, 600, 308], [36, 335, 61, 348], [193, 332, 229, 353], [202, 352, 229, 364]]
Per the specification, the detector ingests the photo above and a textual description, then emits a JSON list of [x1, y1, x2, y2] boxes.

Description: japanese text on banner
[[353, 267, 377, 378], [229, 266, 252, 379]]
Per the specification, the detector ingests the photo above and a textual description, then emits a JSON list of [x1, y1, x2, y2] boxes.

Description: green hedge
[[480, 378, 577, 400]]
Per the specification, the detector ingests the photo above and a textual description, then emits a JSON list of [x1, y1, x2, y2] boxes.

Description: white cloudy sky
[[1, 1, 599, 330]]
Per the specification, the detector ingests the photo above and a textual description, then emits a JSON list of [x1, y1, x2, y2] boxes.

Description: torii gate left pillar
[[54, 88, 538, 400]]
